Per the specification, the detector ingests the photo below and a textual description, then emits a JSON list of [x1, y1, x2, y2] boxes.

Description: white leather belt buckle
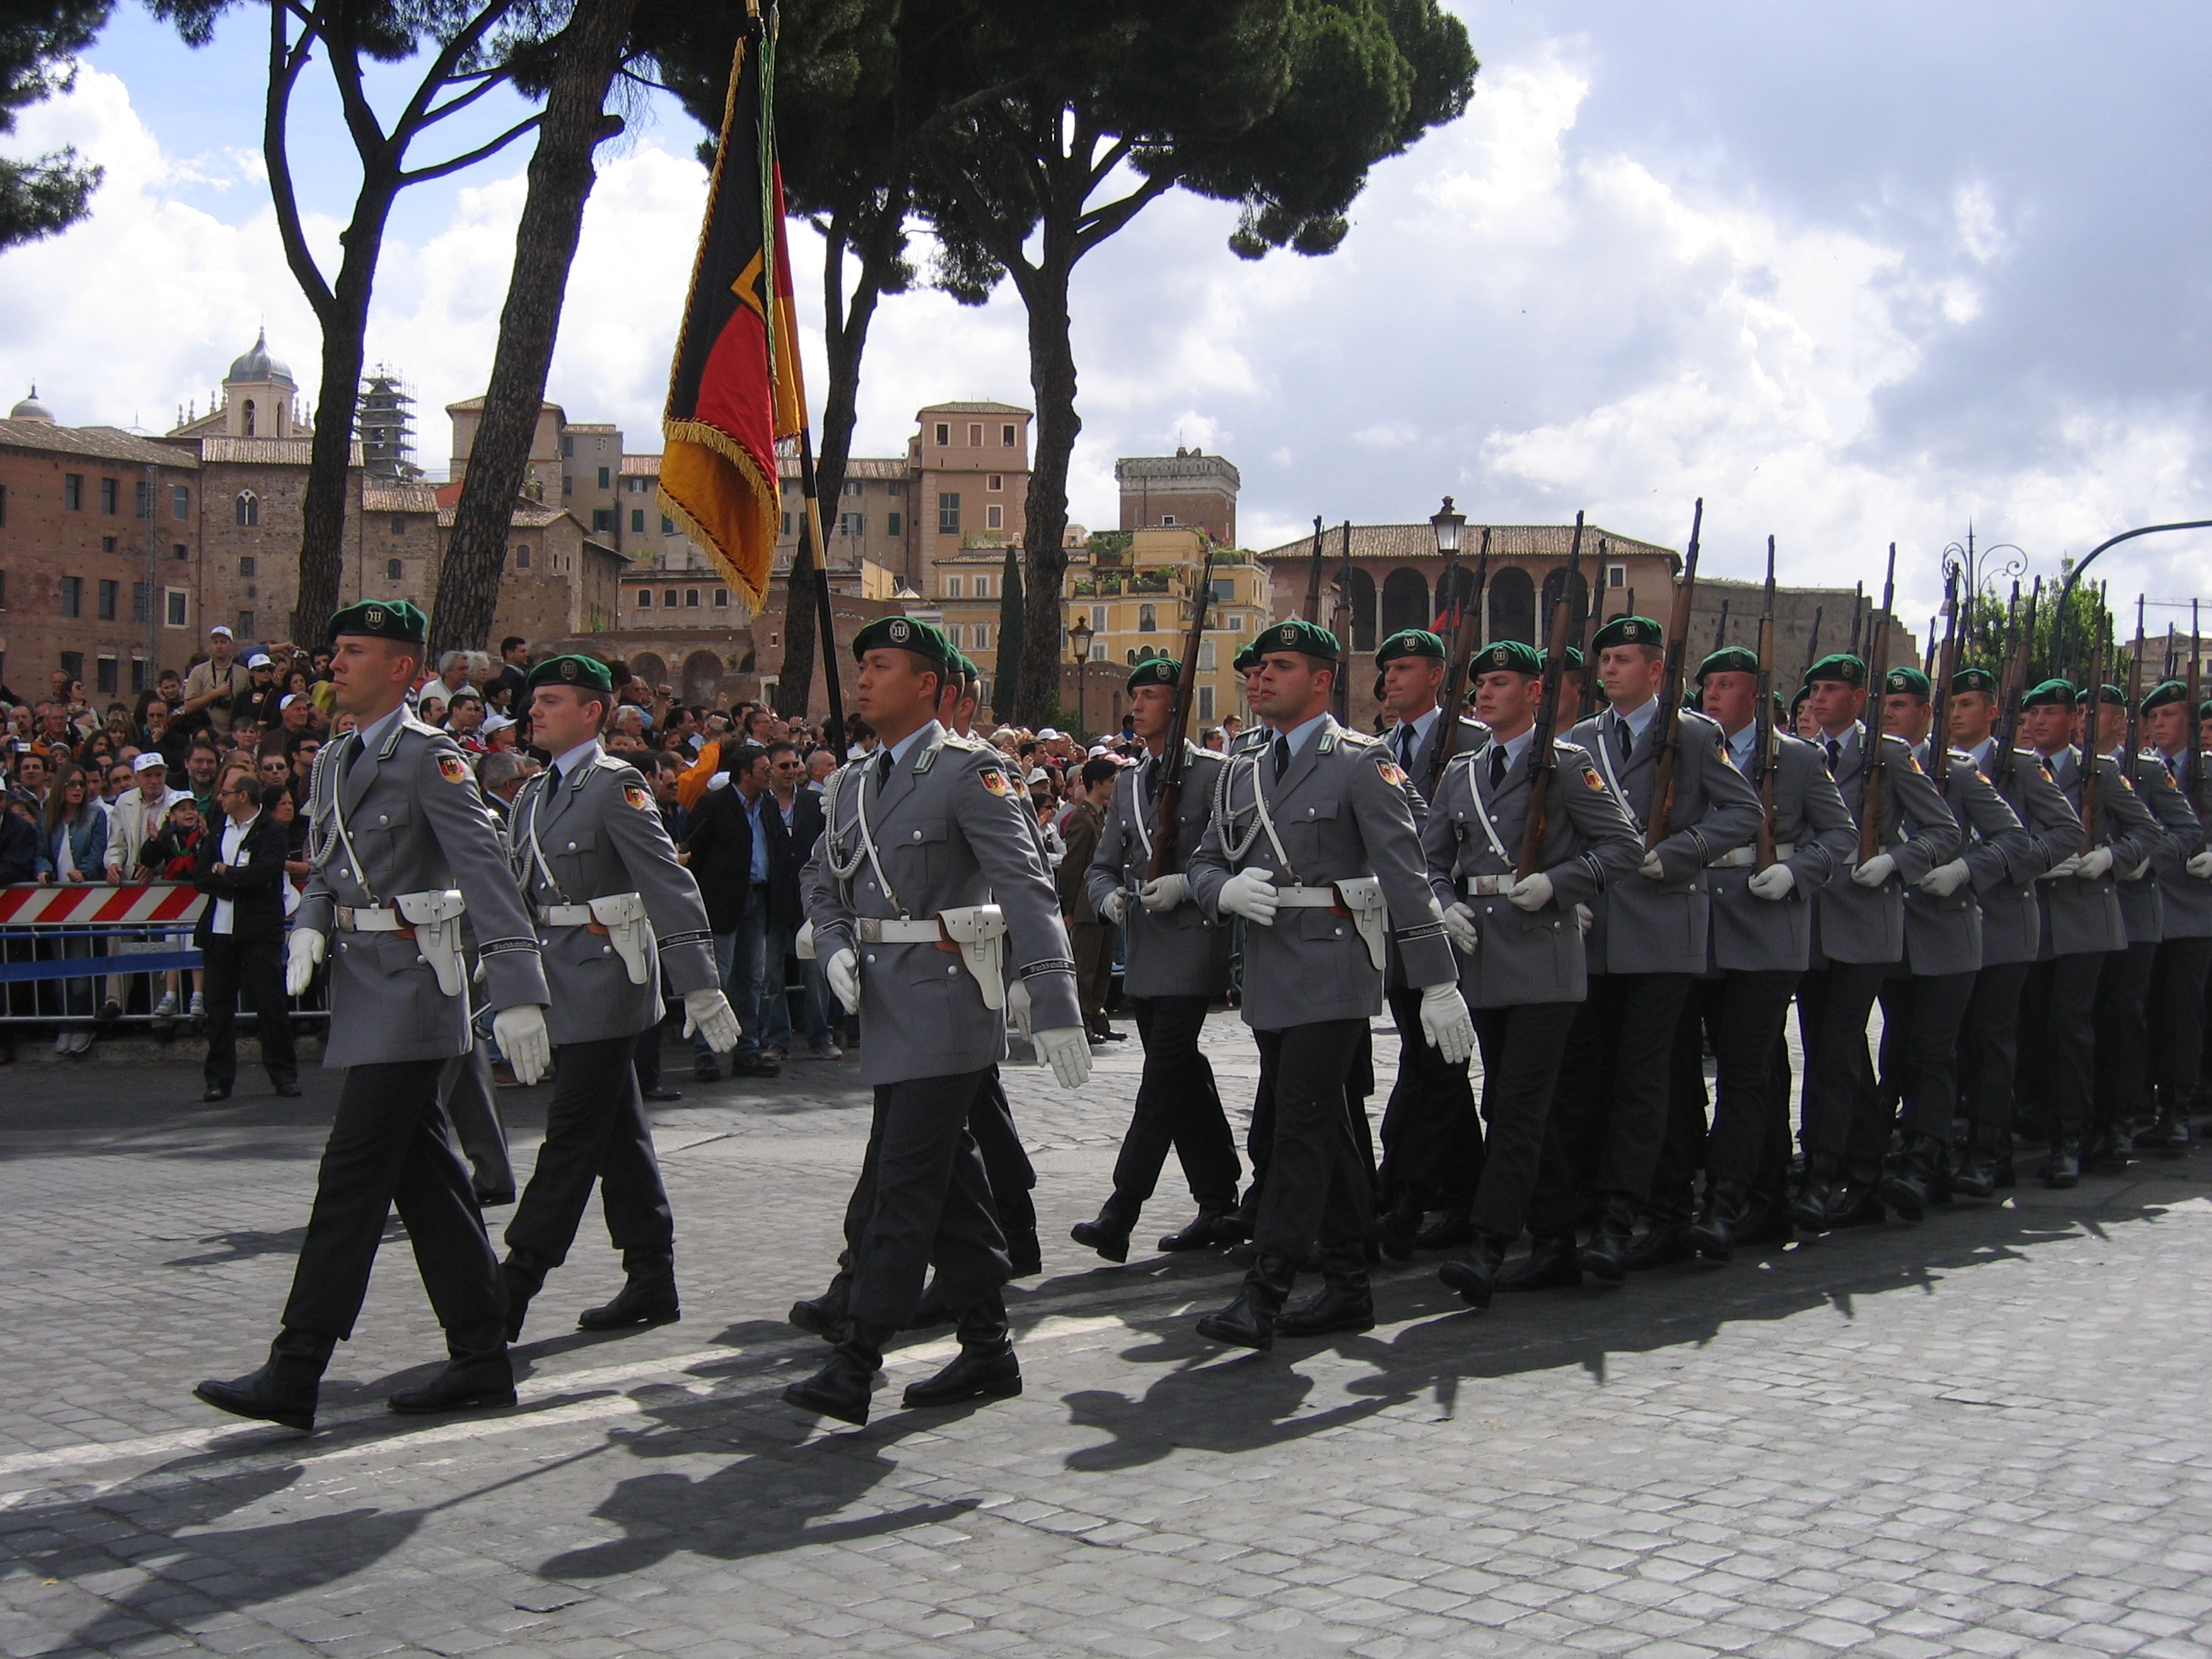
[[855, 917, 946, 944], [538, 904, 596, 926], [1461, 875, 1515, 895], [1271, 886, 1341, 908], [334, 905, 405, 932], [1708, 842, 1795, 869]]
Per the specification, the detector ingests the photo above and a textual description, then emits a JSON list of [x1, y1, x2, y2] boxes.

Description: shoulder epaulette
[[1336, 728, 1382, 748]]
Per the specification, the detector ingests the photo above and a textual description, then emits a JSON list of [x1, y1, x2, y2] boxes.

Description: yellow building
[[1065, 527, 1270, 730]]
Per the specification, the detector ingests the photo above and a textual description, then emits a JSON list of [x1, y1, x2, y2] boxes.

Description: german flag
[[659, 9, 805, 613]]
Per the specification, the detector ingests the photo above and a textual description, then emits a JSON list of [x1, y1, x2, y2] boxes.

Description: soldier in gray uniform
[[2139, 680, 2212, 1150], [1188, 619, 1474, 1349], [1074, 656, 1241, 1260], [1656, 648, 1854, 1261], [786, 617, 1089, 1426], [1871, 666, 2032, 1215], [2083, 683, 2169, 1161], [1793, 653, 1961, 1228], [1422, 640, 1641, 1307], [1540, 615, 1762, 1281], [194, 601, 550, 1433], [497, 655, 740, 1342]]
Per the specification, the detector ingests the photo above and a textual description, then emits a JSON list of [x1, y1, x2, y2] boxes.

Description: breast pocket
[[896, 816, 951, 884], [549, 828, 597, 880], [1287, 799, 1339, 864], [366, 800, 410, 845]]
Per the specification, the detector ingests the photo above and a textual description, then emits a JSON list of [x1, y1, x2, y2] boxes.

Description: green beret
[[2142, 679, 2189, 714], [951, 649, 979, 684], [525, 654, 614, 695], [2080, 683, 2125, 707], [1590, 614, 1662, 652], [852, 614, 952, 671], [329, 598, 426, 645], [1253, 617, 1339, 662], [1804, 653, 1866, 688], [1470, 639, 1543, 678], [1697, 645, 1761, 681], [1376, 628, 1445, 667], [1233, 641, 1263, 673], [2022, 678, 2075, 710], [1952, 667, 1999, 696], [1551, 646, 1585, 671], [1790, 684, 1811, 713], [1127, 657, 1181, 691], [1883, 667, 1931, 700]]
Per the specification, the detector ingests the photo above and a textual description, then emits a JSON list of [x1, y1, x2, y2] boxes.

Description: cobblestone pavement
[[3, 1014, 2211, 1659]]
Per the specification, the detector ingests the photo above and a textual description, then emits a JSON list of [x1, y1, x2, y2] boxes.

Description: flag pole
[[795, 429, 846, 754]]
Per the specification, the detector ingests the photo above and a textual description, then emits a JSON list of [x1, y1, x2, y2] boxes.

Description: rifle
[[1644, 498, 1704, 852], [1518, 510, 1585, 877], [1929, 567, 1959, 794], [1429, 524, 1491, 796], [1573, 540, 1603, 721], [1994, 579, 2036, 792], [1147, 545, 1217, 881], [1300, 515, 1325, 624], [1848, 579, 1866, 658], [2081, 617, 2106, 855], [1714, 597, 1731, 652], [2193, 599, 2207, 829], [1803, 605, 1823, 680], [1858, 543, 1896, 865], [1754, 535, 1778, 869], [2127, 595, 2146, 784], [1329, 519, 1353, 722]]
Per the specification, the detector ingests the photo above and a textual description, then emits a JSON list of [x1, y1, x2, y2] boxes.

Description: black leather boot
[[1685, 1179, 1747, 1262], [1790, 1161, 1836, 1233], [1824, 1173, 1886, 1228], [499, 1249, 552, 1343], [1877, 1135, 1938, 1223], [1624, 1216, 1694, 1269], [2040, 1140, 2081, 1189], [1378, 1192, 1423, 1262], [1195, 1251, 1297, 1351], [1158, 1207, 1236, 1253], [389, 1330, 515, 1416], [1951, 1128, 1998, 1200], [578, 1251, 679, 1331], [1494, 1233, 1580, 1291], [783, 1324, 887, 1426], [1575, 1195, 1637, 1283], [194, 1328, 333, 1432], [1275, 1249, 1376, 1337], [2136, 1107, 2192, 1156], [1071, 1198, 1137, 1263], [789, 1272, 852, 1343], [903, 1297, 1022, 1409], [1413, 1206, 1474, 1252], [1438, 1232, 1509, 1309], [906, 1275, 957, 1330]]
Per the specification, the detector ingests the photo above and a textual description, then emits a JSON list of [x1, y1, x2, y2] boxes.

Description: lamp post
[[1068, 614, 1095, 738], [1939, 523, 2025, 661], [2049, 518, 2212, 678], [1430, 494, 1466, 626]]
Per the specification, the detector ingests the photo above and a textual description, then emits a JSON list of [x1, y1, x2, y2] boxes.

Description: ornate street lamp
[[1430, 495, 1465, 558], [1939, 523, 2026, 661], [1068, 613, 1095, 737]]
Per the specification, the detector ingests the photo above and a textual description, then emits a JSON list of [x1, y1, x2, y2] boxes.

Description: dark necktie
[[1824, 738, 1842, 775], [1144, 758, 1162, 805], [1272, 736, 1290, 781], [1489, 744, 1508, 790], [876, 748, 894, 786], [544, 764, 562, 795], [344, 731, 370, 776], [1398, 725, 1417, 770], [1617, 722, 1634, 765]]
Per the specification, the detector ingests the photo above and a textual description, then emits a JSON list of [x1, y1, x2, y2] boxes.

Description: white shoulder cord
[[1461, 751, 1515, 870], [1129, 763, 1153, 867], [522, 775, 568, 904], [312, 731, 380, 905], [1593, 713, 1642, 834], [1242, 752, 1301, 881]]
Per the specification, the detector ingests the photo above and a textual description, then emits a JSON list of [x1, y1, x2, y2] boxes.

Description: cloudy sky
[[5, 2, 2210, 635]]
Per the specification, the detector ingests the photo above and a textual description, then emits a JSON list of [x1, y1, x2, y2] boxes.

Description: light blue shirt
[[352, 701, 408, 758], [744, 789, 771, 882], [1390, 706, 1439, 768], [1611, 696, 1659, 746], [551, 738, 602, 781], [1726, 724, 1757, 772], [1273, 713, 1330, 760]]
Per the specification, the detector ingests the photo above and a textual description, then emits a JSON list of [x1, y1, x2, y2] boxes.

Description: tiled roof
[[620, 453, 661, 475], [0, 421, 201, 467], [776, 454, 907, 481], [918, 400, 1029, 416], [1253, 522, 1679, 567], [435, 503, 571, 529], [361, 482, 440, 513], [197, 435, 364, 467]]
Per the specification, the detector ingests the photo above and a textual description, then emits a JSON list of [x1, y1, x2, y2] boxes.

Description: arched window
[[1380, 568, 1429, 638], [1436, 562, 1480, 629], [1138, 603, 1157, 632], [1540, 568, 1590, 645], [514, 544, 531, 570], [234, 492, 258, 527], [1488, 566, 1535, 643], [386, 558, 403, 582], [242, 399, 256, 437]]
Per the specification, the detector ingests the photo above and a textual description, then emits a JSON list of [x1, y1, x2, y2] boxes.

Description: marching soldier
[[1188, 619, 1474, 1349], [2081, 684, 2164, 1161], [1793, 653, 1960, 1228], [1423, 641, 1641, 1307], [1537, 615, 1761, 1282], [1656, 649, 1854, 1261], [1073, 657, 1242, 1260], [2139, 680, 2212, 1150], [497, 655, 741, 1342], [195, 601, 551, 1432], [786, 618, 1089, 1427]]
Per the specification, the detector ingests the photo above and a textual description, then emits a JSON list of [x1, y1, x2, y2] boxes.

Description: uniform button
[[1306, 807, 1315, 818], [567, 841, 577, 851], [1334, 926, 1343, 936], [947, 964, 958, 975], [911, 830, 923, 841], [379, 815, 388, 824], [865, 952, 877, 963], [340, 868, 351, 878], [602, 945, 612, 955], [415, 954, 426, 964]]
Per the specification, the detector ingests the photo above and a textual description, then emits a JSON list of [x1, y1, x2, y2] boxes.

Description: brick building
[[1117, 448, 1240, 544]]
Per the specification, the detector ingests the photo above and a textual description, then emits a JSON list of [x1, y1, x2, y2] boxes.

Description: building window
[[391, 516, 406, 535], [172, 543, 187, 561], [242, 398, 255, 435], [597, 466, 610, 489], [59, 575, 81, 617], [236, 610, 254, 637], [843, 480, 863, 497], [1090, 604, 1106, 632], [1002, 423, 1017, 445], [97, 579, 117, 620], [135, 480, 152, 518], [102, 535, 116, 554], [0, 483, 9, 526], [592, 509, 614, 533], [887, 480, 903, 498], [1159, 514, 1176, 526], [946, 575, 964, 599], [562, 434, 573, 457], [1091, 641, 1106, 661], [661, 515, 675, 534], [131, 582, 149, 623], [131, 657, 148, 693], [781, 511, 792, 536], [637, 589, 652, 608], [171, 485, 189, 520], [59, 649, 82, 684], [235, 492, 258, 527], [562, 475, 573, 496], [164, 588, 188, 627], [386, 558, 403, 581], [1199, 638, 1216, 671], [631, 508, 646, 533], [1199, 684, 1215, 721], [663, 589, 678, 608], [934, 422, 950, 445], [988, 474, 1002, 492], [99, 477, 118, 514], [987, 504, 1003, 530], [939, 493, 960, 534], [63, 473, 82, 509], [973, 624, 990, 651], [1607, 563, 1627, 589], [713, 588, 729, 608], [1138, 603, 1157, 633], [840, 512, 864, 537], [515, 544, 532, 569], [239, 556, 255, 578], [887, 512, 902, 537], [946, 624, 963, 649], [684, 589, 701, 608], [975, 575, 991, 599]]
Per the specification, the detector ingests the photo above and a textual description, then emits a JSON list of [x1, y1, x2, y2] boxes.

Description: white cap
[[131, 752, 168, 772], [1036, 727, 1062, 740], [1025, 766, 1052, 786], [279, 693, 301, 708], [208, 625, 233, 637], [481, 712, 515, 733], [1087, 743, 1109, 757], [247, 653, 273, 668]]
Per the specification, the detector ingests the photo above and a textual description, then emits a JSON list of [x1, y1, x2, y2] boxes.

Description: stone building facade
[[1117, 449, 1240, 544]]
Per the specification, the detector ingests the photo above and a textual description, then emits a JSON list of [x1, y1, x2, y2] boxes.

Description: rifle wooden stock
[[1754, 535, 1778, 869], [2081, 631, 2106, 855], [1858, 544, 1896, 865], [1148, 548, 1216, 881], [2193, 601, 2207, 828], [1518, 512, 1584, 878], [1429, 527, 1491, 796], [1300, 515, 1324, 625], [1644, 498, 1703, 852], [1929, 568, 1959, 793]]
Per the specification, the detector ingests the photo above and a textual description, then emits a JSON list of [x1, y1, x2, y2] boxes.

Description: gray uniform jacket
[[299, 715, 548, 1068], [1190, 714, 1456, 1031], [1569, 703, 1762, 977], [1901, 751, 2033, 978], [803, 721, 1080, 1086], [2034, 748, 2164, 959], [1421, 736, 1641, 1007], [1808, 724, 1962, 967], [1084, 744, 1231, 999], [508, 744, 720, 1043], [1966, 747, 2077, 967], [1395, 711, 1492, 806], [2142, 750, 2212, 940], [1706, 731, 1857, 975]]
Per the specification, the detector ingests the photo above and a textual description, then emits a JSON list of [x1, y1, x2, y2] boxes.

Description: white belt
[[1709, 842, 1795, 869], [855, 917, 957, 943], [1459, 874, 1516, 896], [1272, 886, 1343, 908], [538, 904, 599, 928], [334, 905, 407, 933]]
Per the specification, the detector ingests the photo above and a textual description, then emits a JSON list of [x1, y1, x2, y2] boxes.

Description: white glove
[[1033, 1026, 1091, 1090], [682, 987, 741, 1053], [1418, 981, 1475, 1065], [492, 1004, 550, 1086], [1219, 866, 1280, 926], [1005, 976, 1033, 1040], [1852, 853, 1898, 888], [1098, 888, 1129, 926], [2040, 853, 2082, 882], [1507, 872, 1554, 911], [1441, 900, 1481, 953], [2076, 846, 2115, 880], [1574, 902, 1594, 935], [2126, 857, 2152, 882], [1639, 850, 1668, 881], [285, 927, 326, 997], [1138, 874, 1188, 912], [1747, 863, 1795, 901], [1918, 859, 1970, 898], [824, 946, 860, 1014], [2187, 849, 2212, 879]]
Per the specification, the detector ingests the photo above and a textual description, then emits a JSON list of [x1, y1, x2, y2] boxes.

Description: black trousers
[[2152, 936, 2212, 1112], [1877, 969, 1977, 1144], [1378, 981, 1481, 1208], [1105, 995, 1241, 1221], [1469, 1001, 1580, 1242], [632, 1013, 666, 1093], [2092, 939, 2160, 1132], [281, 1057, 504, 1346], [1796, 961, 1891, 1174], [200, 932, 297, 1094], [439, 1038, 514, 1202], [2017, 952, 2107, 1141], [505, 1033, 674, 1272], [844, 1069, 1010, 1333], [1656, 971, 1799, 1220], [1530, 972, 1691, 1233], [1956, 960, 2032, 1138], [1251, 1021, 1375, 1259], [970, 1065, 1037, 1244]]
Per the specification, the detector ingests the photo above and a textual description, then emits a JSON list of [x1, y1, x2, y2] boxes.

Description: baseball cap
[[208, 625, 233, 638], [1036, 728, 1062, 740], [247, 653, 273, 668], [131, 752, 168, 773], [1025, 766, 1053, 785]]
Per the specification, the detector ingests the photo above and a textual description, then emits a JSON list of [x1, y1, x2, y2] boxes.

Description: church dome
[[9, 385, 55, 422], [227, 328, 294, 387]]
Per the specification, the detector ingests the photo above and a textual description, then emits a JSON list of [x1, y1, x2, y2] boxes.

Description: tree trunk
[[427, 0, 641, 657], [993, 544, 1025, 719], [291, 260, 377, 643], [1014, 231, 1079, 727]]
